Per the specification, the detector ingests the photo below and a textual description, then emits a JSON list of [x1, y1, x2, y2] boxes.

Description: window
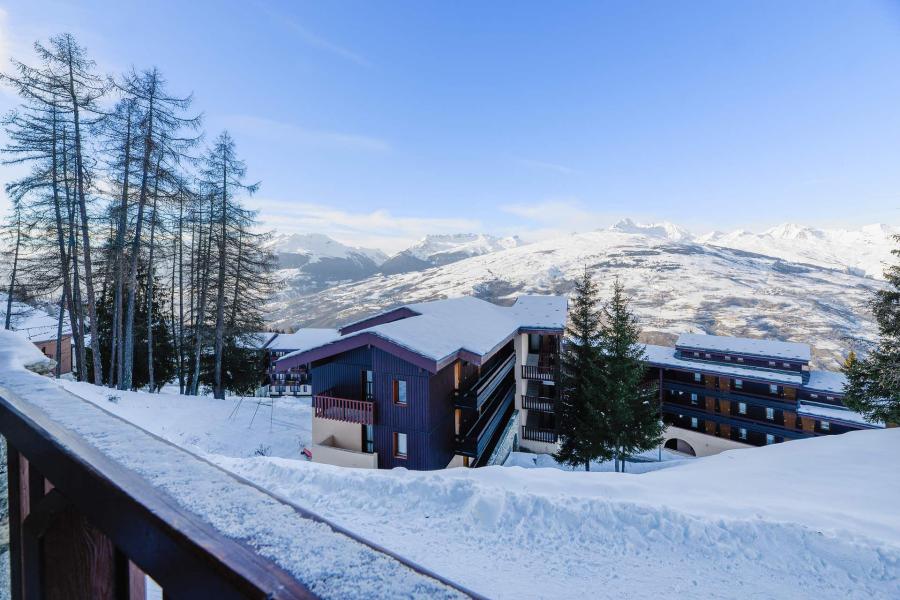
[[724, 355, 731, 361], [739, 427, 747, 440], [363, 425, 375, 453], [820, 421, 830, 432], [766, 433, 775, 445], [734, 379, 743, 390], [738, 402, 747, 415], [704, 353, 711, 359], [528, 334, 542, 353], [768, 360, 776, 367], [826, 396, 834, 402], [810, 393, 819, 399], [783, 362, 791, 368], [694, 372, 702, 383], [736, 357, 744, 363], [690, 393, 698, 405], [394, 432, 407, 459], [769, 384, 779, 395], [393, 379, 408, 405], [690, 417, 698, 429], [363, 370, 374, 399], [693, 352, 700, 358], [765, 407, 775, 421]]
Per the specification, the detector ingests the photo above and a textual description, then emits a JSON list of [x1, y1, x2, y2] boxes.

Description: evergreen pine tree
[[596, 277, 663, 472], [555, 267, 611, 471], [843, 235, 900, 424]]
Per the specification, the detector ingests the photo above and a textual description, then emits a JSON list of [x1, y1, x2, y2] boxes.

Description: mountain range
[[265, 220, 898, 368]]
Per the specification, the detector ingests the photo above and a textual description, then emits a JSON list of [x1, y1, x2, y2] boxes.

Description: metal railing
[[521, 426, 558, 444]]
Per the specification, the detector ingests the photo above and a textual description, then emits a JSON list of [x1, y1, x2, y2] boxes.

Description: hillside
[[265, 226, 887, 368]]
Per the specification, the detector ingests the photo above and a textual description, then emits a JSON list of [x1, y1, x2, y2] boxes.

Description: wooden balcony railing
[[0, 342, 480, 600], [313, 394, 375, 425], [521, 395, 555, 413], [521, 426, 558, 444]]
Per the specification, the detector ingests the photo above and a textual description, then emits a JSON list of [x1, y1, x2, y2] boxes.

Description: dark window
[[361, 370, 374, 400], [765, 407, 775, 421], [694, 372, 702, 383], [394, 432, 407, 458], [393, 379, 407, 405], [363, 425, 375, 453], [528, 334, 541, 353]]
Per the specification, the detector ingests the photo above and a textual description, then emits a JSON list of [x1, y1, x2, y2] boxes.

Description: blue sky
[[1, 0, 900, 251]]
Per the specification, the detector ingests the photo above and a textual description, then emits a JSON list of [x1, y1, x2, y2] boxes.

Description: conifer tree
[[843, 235, 900, 424], [555, 267, 610, 471], [596, 278, 663, 472]]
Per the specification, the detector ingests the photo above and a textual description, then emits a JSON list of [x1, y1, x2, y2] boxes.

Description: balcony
[[313, 435, 378, 469], [456, 381, 515, 463], [314, 392, 375, 425], [455, 352, 515, 410], [0, 335, 469, 598], [521, 426, 558, 444], [521, 351, 558, 382], [521, 380, 556, 412]]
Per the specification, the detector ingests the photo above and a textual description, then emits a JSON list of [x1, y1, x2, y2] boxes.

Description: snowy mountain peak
[[404, 233, 524, 261], [764, 223, 825, 241], [608, 218, 693, 241], [269, 233, 387, 264]]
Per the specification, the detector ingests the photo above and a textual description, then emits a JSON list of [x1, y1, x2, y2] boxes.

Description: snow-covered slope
[[700, 223, 898, 279], [266, 228, 885, 369], [269, 233, 388, 293], [269, 232, 387, 264], [55, 368, 899, 600], [380, 233, 524, 275], [608, 218, 693, 241]]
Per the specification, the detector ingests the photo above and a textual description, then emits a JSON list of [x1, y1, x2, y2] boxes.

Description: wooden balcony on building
[[521, 352, 558, 382], [521, 395, 555, 412], [313, 393, 375, 425]]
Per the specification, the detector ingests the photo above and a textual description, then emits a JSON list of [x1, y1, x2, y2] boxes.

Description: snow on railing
[[0, 330, 476, 599]]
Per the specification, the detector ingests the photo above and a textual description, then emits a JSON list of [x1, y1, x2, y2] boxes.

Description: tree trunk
[[66, 38, 104, 385], [62, 128, 87, 381], [191, 197, 214, 396], [109, 103, 133, 388], [213, 153, 228, 400], [50, 105, 73, 380], [4, 209, 21, 330], [121, 81, 155, 391], [145, 157, 162, 392]]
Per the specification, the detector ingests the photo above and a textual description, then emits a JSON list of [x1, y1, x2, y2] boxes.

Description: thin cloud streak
[[225, 114, 390, 152], [255, 1, 369, 67], [514, 157, 577, 175], [249, 198, 481, 253]]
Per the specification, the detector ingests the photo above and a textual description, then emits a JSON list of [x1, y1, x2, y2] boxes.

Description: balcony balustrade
[[521, 395, 555, 413], [313, 393, 375, 425], [521, 426, 558, 444]]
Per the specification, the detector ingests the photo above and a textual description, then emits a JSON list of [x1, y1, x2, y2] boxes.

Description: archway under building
[[664, 437, 696, 456]]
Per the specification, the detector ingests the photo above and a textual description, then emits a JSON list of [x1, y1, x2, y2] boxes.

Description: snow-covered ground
[[505, 446, 690, 473], [57, 380, 313, 460], [52, 380, 900, 600]]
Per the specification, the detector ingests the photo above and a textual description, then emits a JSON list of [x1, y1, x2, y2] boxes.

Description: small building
[[0, 294, 72, 375], [645, 333, 880, 457], [274, 296, 567, 470], [264, 328, 340, 397]]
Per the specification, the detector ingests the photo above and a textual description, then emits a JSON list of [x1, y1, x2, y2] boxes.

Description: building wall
[[311, 416, 363, 450], [663, 425, 753, 457], [33, 335, 72, 375]]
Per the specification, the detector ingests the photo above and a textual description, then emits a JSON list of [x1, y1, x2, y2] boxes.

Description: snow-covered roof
[[805, 370, 847, 395], [268, 328, 342, 352], [643, 344, 804, 385], [280, 295, 566, 370], [0, 293, 71, 342], [238, 332, 278, 349], [798, 402, 883, 428], [676, 333, 811, 362]]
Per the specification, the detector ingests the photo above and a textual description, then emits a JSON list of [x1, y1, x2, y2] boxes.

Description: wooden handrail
[[0, 383, 478, 599], [521, 395, 555, 413], [521, 365, 556, 381], [313, 394, 375, 425]]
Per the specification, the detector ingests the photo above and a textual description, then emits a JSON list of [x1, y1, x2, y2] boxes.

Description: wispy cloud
[[514, 157, 577, 175], [255, 1, 369, 67], [224, 114, 390, 153], [249, 199, 481, 253], [501, 198, 622, 240]]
